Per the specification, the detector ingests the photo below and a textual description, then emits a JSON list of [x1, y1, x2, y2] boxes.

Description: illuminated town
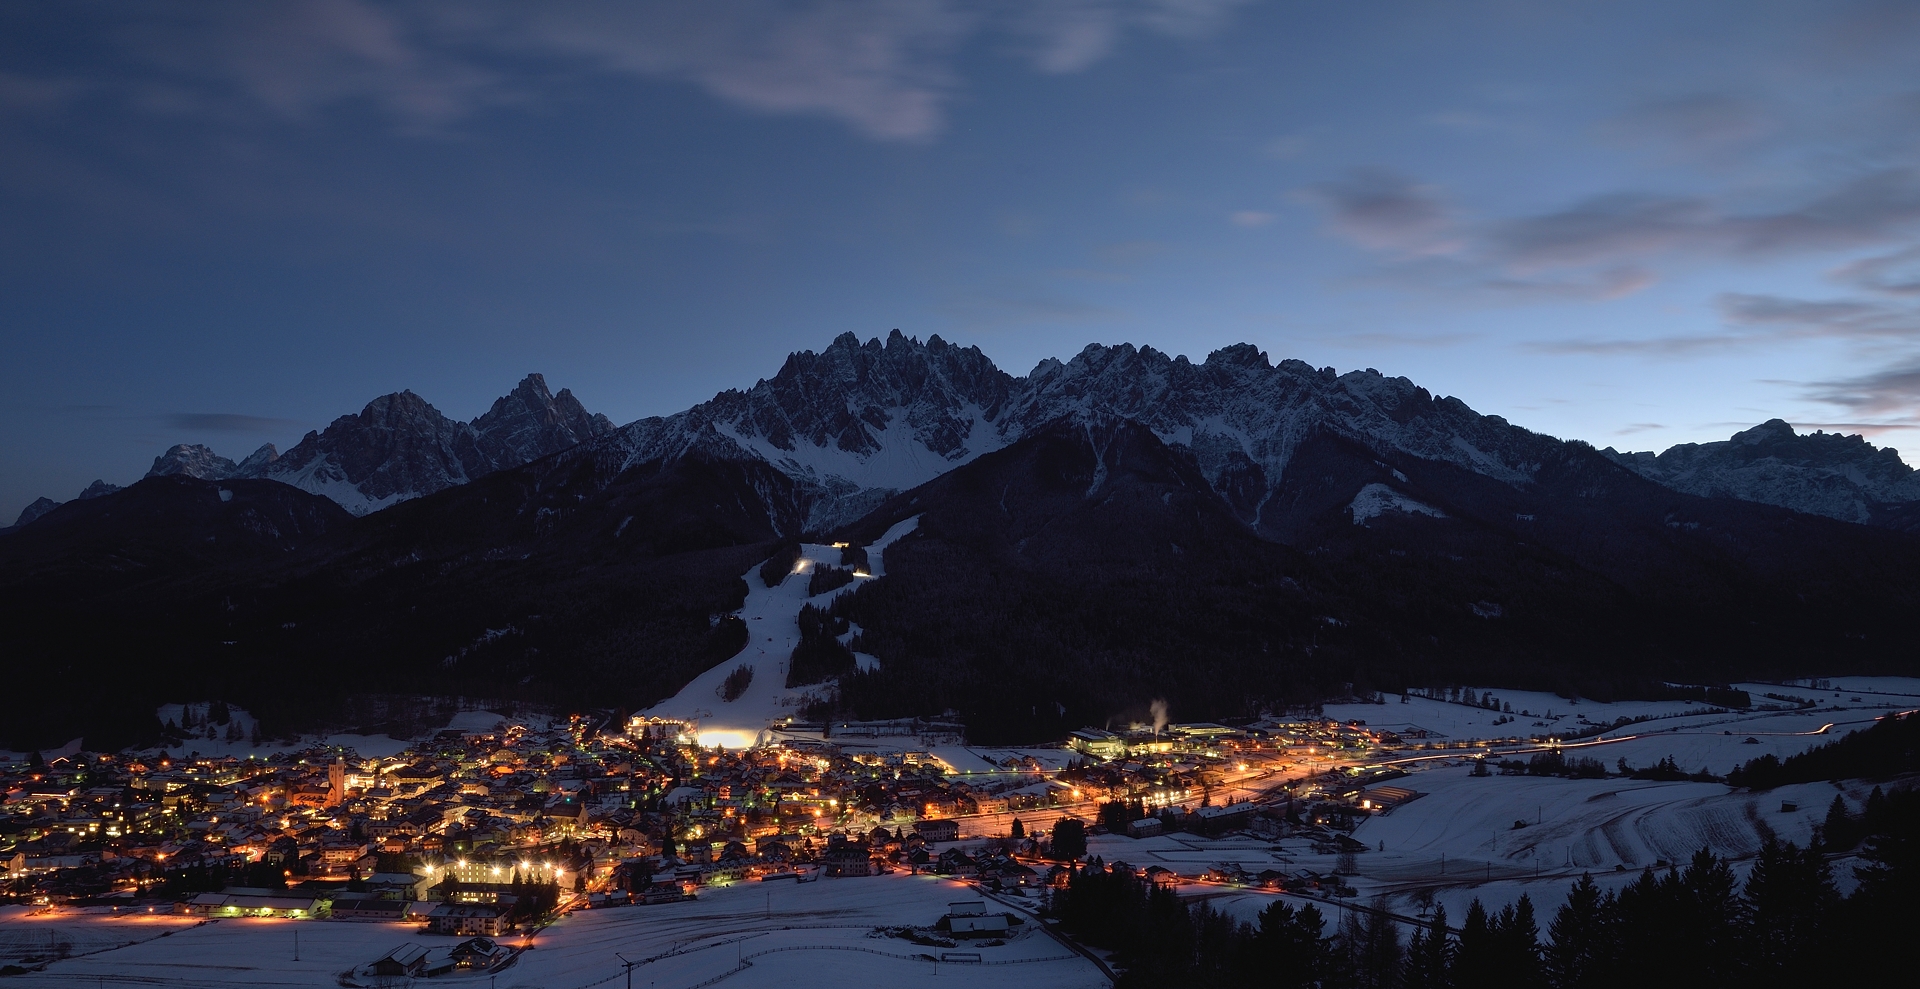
[[1, 711, 1425, 922], [6, 3, 1919, 983]]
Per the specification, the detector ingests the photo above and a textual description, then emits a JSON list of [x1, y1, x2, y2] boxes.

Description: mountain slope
[[259, 373, 614, 514], [1604, 419, 1920, 527], [7, 335, 1920, 750], [0, 475, 356, 750], [593, 333, 1578, 538], [826, 416, 1920, 742], [609, 330, 1017, 530], [0, 439, 785, 750], [141, 373, 615, 516]]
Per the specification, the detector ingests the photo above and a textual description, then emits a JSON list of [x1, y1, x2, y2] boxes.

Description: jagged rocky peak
[[264, 389, 490, 514], [710, 330, 1016, 459], [136, 374, 612, 517], [77, 480, 122, 500], [147, 442, 281, 481], [1603, 419, 1920, 524], [471, 373, 614, 467], [1002, 340, 1550, 532], [257, 376, 615, 514], [603, 334, 1563, 538], [13, 496, 60, 528], [148, 443, 240, 480], [235, 443, 279, 474]]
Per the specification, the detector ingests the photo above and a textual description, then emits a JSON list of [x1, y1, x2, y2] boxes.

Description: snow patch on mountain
[[1349, 483, 1447, 524], [267, 455, 412, 517], [640, 515, 920, 747]]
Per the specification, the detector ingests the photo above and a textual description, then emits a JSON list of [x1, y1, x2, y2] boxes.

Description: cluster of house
[[3, 707, 1415, 930], [1067, 718, 1395, 764], [365, 937, 511, 979], [1, 713, 1082, 913]]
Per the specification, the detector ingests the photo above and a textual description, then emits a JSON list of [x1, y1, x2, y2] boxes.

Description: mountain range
[[19, 331, 1920, 534], [1602, 420, 1920, 530], [133, 373, 611, 516], [5, 333, 1919, 750]]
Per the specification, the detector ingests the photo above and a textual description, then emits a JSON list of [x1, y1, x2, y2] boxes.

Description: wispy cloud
[[1597, 93, 1775, 158], [1296, 168, 1459, 255], [1526, 291, 1920, 355], [1719, 292, 1920, 340], [1789, 420, 1920, 435], [1486, 170, 1920, 271], [1011, 0, 1249, 73], [1300, 157, 1920, 314], [1833, 245, 1920, 295], [1802, 360, 1920, 416], [3, 1, 1258, 142]]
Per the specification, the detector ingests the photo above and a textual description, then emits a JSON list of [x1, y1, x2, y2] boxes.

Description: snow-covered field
[[1323, 679, 1920, 757], [10, 872, 1103, 989], [640, 517, 920, 748], [138, 703, 421, 762], [0, 905, 200, 965]]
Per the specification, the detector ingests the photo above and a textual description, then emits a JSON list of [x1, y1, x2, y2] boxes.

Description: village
[[3, 678, 1913, 985], [0, 708, 1417, 931]]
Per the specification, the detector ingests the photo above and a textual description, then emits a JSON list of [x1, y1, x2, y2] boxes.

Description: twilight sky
[[7, 0, 1920, 521]]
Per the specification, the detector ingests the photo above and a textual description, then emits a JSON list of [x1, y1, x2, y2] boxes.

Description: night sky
[[7, 1, 1920, 521]]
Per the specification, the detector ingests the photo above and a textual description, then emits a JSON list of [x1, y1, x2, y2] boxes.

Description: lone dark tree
[[1051, 818, 1087, 860]]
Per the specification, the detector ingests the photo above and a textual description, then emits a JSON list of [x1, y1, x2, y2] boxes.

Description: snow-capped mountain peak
[[614, 331, 1018, 528], [601, 333, 1563, 535], [135, 375, 614, 516], [1604, 419, 1920, 524]]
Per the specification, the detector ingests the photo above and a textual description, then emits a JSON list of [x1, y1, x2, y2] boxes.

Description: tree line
[[1728, 709, 1918, 789], [1051, 787, 1916, 986]]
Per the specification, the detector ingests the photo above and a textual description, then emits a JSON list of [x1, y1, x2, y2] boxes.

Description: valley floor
[[6, 872, 1103, 989]]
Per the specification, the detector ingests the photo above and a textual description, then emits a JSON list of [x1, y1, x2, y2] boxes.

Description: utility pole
[[293, 927, 299, 962], [616, 952, 637, 989]]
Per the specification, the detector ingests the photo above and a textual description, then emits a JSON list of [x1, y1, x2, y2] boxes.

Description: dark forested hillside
[[0, 448, 783, 750], [828, 417, 1920, 742], [6, 396, 1920, 750]]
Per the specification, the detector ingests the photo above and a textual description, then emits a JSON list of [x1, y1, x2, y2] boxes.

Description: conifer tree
[[1402, 904, 1449, 989], [1451, 900, 1492, 988], [1253, 900, 1327, 989], [1674, 848, 1742, 980], [1745, 838, 1837, 979], [1545, 875, 1608, 988], [1492, 895, 1541, 986], [1359, 900, 1403, 988]]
